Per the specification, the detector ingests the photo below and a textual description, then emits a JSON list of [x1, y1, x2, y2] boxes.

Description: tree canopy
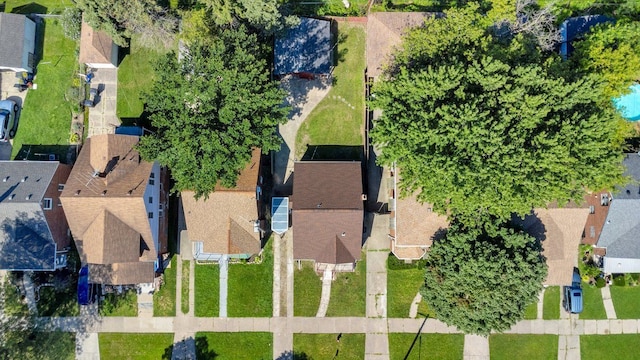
[[421, 222, 546, 335], [137, 26, 288, 197], [76, 0, 177, 48], [370, 4, 626, 227], [200, 0, 299, 35], [573, 21, 640, 98]]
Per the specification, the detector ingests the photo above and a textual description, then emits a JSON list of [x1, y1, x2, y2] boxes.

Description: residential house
[[388, 168, 448, 260], [596, 153, 640, 273], [0, 161, 71, 270], [292, 161, 364, 272], [79, 19, 118, 69], [0, 13, 36, 73], [274, 17, 332, 78], [60, 134, 169, 286], [366, 12, 437, 81], [182, 148, 264, 261], [514, 207, 589, 286]]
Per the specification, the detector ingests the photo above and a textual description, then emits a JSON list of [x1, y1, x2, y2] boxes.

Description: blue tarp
[[560, 15, 613, 57], [274, 17, 332, 75], [77, 265, 91, 305]]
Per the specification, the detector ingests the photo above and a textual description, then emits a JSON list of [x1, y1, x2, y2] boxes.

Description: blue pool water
[[614, 84, 640, 121]]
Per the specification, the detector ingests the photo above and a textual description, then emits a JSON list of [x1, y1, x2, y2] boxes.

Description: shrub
[[595, 277, 606, 288], [61, 7, 81, 41], [387, 253, 427, 270], [613, 274, 626, 287]]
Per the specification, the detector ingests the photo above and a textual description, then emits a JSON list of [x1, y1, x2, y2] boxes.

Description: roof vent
[[75, 190, 81, 196], [101, 190, 107, 196], [127, 190, 133, 196], [316, 202, 322, 208], [9, 194, 14, 200], [25, 194, 32, 200], [2, 176, 8, 182], [361, 194, 367, 201], [91, 170, 100, 177], [341, 232, 346, 237], [21, 176, 27, 182]]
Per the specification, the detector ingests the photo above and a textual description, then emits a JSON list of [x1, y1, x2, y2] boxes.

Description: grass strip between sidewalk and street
[[294, 333, 365, 359], [99, 333, 174, 360], [490, 334, 558, 360], [388, 333, 464, 360], [195, 332, 272, 359], [581, 334, 640, 360], [181, 260, 190, 314]]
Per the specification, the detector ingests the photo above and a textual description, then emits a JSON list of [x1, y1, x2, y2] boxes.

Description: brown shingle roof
[[292, 162, 363, 264], [89, 262, 155, 285], [61, 134, 157, 284], [79, 20, 115, 65], [293, 162, 364, 210], [394, 192, 448, 259], [181, 148, 262, 256], [83, 210, 140, 264], [515, 208, 589, 286], [366, 12, 436, 78]]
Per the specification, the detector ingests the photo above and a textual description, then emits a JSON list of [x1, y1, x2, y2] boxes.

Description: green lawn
[[195, 264, 219, 317], [389, 333, 464, 360], [99, 290, 137, 317], [294, 334, 365, 360], [228, 242, 273, 317], [11, 18, 77, 160], [524, 301, 538, 320], [117, 36, 166, 120], [387, 268, 434, 318], [543, 286, 560, 320], [154, 257, 177, 317], [581, 335, 640, 360], [326, 254, 366, 317], [99, 333, 174, 360], [195, 332, 272, 360], [490, 334, 558, 360], [295, 22, 365, 159], [5, 0, 72, 14], [37, 285, 79, 317], [580, 284, 607, 319], [609, 286, 640, 319], [181, 260, 190, 314], [294, 261, 322, 317], [2, 276, 29, 316]]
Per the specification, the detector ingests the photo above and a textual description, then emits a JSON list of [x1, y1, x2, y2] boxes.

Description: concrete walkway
[[601, 286, 617, 319], [409, 293, 422, 319], [137, 292, 153, 317], [76, 332, 100, 360], [86, 68, 120, 137], [315, 268, 332, 317], [219, 256, 229, 318], [558, 335, 580, 360], [537, 288, 546, 319], [463, 334, 489, 360], [23, 273, 37, 315]]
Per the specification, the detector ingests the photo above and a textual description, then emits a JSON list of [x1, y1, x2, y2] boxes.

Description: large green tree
[[573, 21, 640, 98], [76, 0, 177, 48], [138, 26, 288, 197], [370, 4, 626, 227], [421, 223, 546, 335]]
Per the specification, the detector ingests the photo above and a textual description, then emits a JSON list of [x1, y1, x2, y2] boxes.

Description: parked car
[[0, 99, 19, 142], [563, 271, 583, 314], [77, 265, 96, 305]]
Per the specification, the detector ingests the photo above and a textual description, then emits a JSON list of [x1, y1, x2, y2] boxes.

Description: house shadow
[[511, 211, 547, 257], [279, 75, 331, 120], [300, 145, 363, 162], [14, 144, 76, 164], [10, 2, 46, 14]]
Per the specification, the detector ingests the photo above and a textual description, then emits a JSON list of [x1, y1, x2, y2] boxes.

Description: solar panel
[[271, 197, 289, 235]]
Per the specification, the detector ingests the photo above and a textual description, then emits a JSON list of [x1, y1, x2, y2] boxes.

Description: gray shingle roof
[[274, 17, 332, 75], [0, 161, 58, 203], [598, 200, 640, 259], [0, 161, 59, 270], [0, 13, 29, 69], [613, 153, 640, 199]]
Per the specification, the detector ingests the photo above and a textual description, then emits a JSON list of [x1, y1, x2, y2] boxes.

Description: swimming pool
[[614, 84, 640, 121]]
